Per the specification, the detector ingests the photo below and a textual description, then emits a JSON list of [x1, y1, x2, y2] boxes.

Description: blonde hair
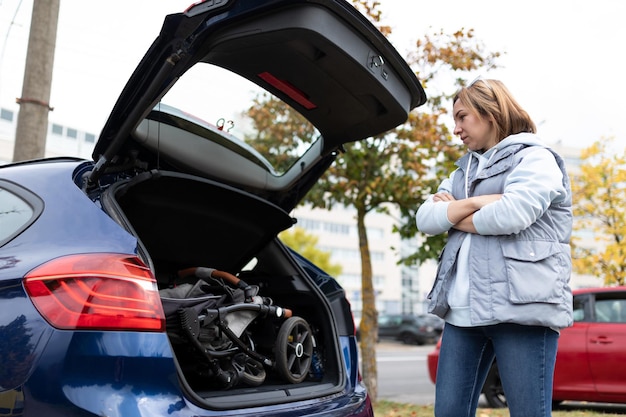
[[453, 79, 536, 142]]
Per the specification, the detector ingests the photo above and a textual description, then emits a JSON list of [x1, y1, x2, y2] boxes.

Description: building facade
[[0, 105, 96, 164]]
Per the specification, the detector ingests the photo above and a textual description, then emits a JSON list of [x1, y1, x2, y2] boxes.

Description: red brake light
[[257, 72, 317, 110], [24, 254, 165, 331]]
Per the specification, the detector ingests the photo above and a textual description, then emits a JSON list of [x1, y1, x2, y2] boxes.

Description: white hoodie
[[416, 133, 566, 326]]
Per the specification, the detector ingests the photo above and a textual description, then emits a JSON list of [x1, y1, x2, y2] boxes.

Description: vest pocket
[[501, 240, 565, 304]]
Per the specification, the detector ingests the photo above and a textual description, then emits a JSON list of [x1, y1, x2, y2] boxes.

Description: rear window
[[0, 180, 43, 246], [161, 63, 320, 175]]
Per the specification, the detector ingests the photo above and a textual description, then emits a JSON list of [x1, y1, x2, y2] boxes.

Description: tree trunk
[[356, 205, 378, 401], [13, 0, 60, 162]]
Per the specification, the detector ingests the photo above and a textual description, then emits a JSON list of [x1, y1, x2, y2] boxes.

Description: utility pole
[[12, 0, 60, 162]]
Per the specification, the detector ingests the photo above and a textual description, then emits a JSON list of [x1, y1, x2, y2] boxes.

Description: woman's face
[[453, 99, 497, 152]]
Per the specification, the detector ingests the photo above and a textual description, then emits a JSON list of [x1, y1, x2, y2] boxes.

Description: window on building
[[322, 247, 358, 260], [373, 274, 385, 287], [298, 217, 358, 236], [0, 108, 13, 122], [321, 246, 384, 263], [85, 133, 96, 143], [371, 251, 385, 262], [66, 128, 78, 139], [339, 273, 362, 287], [51, 124, 63, 135], [324, 222, 350, 235], [367, 227, 384, 240], [298, 218, 320, 231]]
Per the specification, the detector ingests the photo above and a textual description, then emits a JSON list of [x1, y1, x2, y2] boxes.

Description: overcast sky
[[1, 0, 625, 152]]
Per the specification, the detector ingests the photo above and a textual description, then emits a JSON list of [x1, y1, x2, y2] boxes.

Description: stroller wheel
[[275, 316, 313, 384], [232, 354, 266, 386]]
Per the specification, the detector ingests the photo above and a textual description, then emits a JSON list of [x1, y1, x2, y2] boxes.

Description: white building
[[0, 104, 96, 164], [290, 204, 424, 323]]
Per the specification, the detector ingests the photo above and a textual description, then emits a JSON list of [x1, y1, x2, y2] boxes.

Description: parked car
[[427, 286, 626, 408], [0, 1, 426, 416], [378, 314, 444, 345]]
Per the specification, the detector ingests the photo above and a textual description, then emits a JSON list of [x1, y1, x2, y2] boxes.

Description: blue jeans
[[434, 322, 559, 417]]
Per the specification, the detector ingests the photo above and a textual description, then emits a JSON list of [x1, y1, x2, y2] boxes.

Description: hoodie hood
[[458, 132, 546, 198], [457, 132, 545, 169]]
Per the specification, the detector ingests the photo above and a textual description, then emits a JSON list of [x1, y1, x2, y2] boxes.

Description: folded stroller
[[160, 267, 314, 389]]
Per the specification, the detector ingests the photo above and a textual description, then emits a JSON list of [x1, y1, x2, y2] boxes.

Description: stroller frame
[[161, 267, 314, 389]]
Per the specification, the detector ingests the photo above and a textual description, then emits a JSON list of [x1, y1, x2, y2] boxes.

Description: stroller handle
[[178, 267, 241, 287], [211, 269, 242, 286], [177, 267, 293, 318]]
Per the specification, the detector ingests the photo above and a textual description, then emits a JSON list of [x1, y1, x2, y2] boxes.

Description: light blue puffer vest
[[427, 144, 573, 329]]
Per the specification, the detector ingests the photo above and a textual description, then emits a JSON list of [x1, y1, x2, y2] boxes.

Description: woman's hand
[[433, 192, 456, 202], [434, 193, 503, 233]]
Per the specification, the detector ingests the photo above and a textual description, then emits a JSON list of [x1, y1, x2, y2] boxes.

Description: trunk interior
[[100, 170, 346, 408]]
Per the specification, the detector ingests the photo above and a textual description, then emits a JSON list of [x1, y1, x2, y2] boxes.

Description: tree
[[396, 26, 501, 265], [571, 139, 626, 285], [243, 1, 500, 400], [303, 15, 499, 402], [279, 227, 342, 277], [13, 0, 60, 162], [245, 92, 317, 174]]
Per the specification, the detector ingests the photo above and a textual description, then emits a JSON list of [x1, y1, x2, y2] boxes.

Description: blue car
[[0, 0, 425, 415]]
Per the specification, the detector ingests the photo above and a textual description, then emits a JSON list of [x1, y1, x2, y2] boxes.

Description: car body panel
[[25, 331, 180, 417], [0, 280, 54, 391], [553, 289, 626, 403], [0, 160, 137, 276], [551, 321, 596, 398], [587, 322, 626, 400]]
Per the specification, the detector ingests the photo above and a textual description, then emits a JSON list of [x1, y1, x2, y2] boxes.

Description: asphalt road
[[374, 341, 497, 407], [375, 341, 626, 414], [376, 341, 436, 405]]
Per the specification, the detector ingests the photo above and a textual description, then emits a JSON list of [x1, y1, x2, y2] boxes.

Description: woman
[[416, 78, 573, 417]]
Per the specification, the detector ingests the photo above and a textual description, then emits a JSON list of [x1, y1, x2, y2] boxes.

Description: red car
[[427, 286, 626, 408]]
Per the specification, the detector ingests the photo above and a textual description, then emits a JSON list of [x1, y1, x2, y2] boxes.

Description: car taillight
[[24, 254, 165, 331]]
